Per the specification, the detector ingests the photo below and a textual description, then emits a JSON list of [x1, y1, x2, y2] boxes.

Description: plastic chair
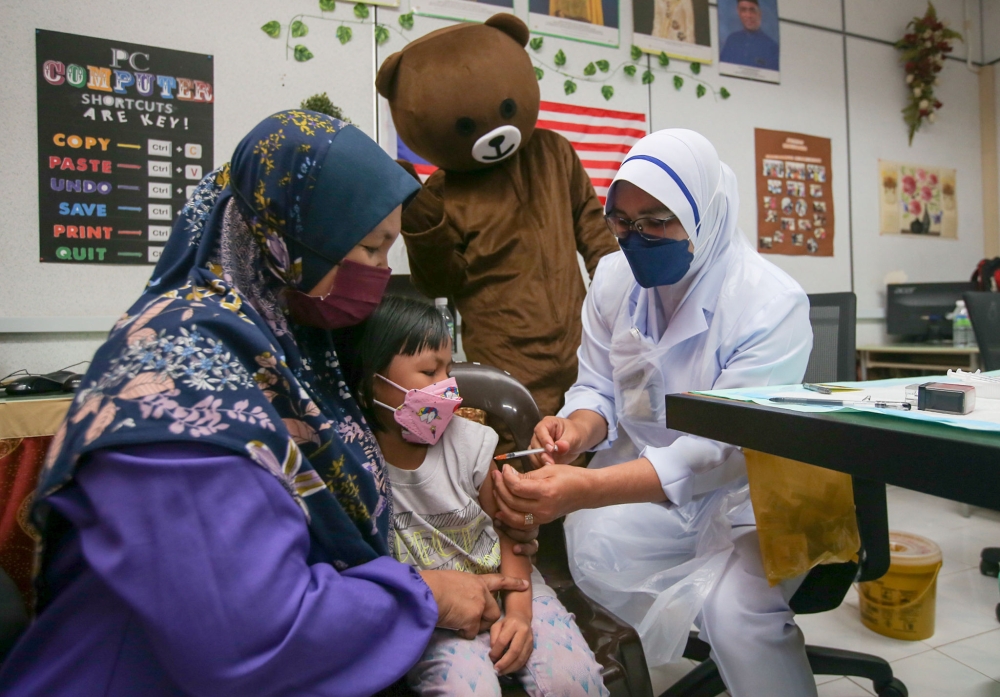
[[450, 361, 654, 697], [662, 292, 907, 697]]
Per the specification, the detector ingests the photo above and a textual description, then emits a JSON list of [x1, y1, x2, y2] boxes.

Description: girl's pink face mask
[[374, 375, 463, 445]]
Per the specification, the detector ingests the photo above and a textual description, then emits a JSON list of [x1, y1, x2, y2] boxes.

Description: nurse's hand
[[529, 411, 608, 467], [491, 463, 595, 527], [419, 569, 529, 639]]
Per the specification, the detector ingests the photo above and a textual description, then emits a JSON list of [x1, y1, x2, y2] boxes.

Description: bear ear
[[484, 13, 530, 47], [376, 51, 404, 100]]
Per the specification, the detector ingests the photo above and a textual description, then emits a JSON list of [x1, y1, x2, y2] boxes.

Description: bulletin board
[[36, 29, 214, 266], [754, 127, 833, 256]]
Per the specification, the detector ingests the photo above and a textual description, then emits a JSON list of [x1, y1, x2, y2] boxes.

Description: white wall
[[0, 0, 992, 374]]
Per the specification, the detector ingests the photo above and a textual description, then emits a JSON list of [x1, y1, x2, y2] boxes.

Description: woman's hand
[[489, 612, 533, 674], [491, 464, 596, 529], [528, 410, 608, 468], [528, 416, 586, 467], [419, 569, 528, 639]]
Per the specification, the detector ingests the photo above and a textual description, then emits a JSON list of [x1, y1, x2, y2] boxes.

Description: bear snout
[[472, 125, 522, 164]]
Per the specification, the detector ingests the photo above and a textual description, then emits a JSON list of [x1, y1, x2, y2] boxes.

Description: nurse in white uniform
[[491, 129, 816, 696]]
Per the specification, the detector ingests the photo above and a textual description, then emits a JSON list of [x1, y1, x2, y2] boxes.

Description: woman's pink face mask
[[374, 375, 463, 445]]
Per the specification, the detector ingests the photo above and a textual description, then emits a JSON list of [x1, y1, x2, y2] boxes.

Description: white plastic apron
[[567, 290, 750, 665]]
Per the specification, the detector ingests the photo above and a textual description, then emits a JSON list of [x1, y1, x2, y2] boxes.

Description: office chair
[[662, 292, 907, 697], [963, 292, 1000, 620]]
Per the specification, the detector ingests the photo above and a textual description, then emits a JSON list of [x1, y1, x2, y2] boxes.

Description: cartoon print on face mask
[[417, 406, 440, 424], [374, 375, 463, 446]]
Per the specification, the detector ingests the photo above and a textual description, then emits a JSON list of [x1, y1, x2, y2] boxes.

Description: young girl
[[349, 295, 608, 697]]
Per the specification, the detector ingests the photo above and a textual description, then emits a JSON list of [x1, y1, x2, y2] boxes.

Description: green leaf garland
[[399, 11, 414, 29], [319, 0, 336, 9], [584, 62, 596, 76], [642, 69, 654, 84], [720, 87, 731, 99], [596, 59, 610, 72], [601, 85, 614, 100], [261, 21, 281, 38], [554, 49, 566, 66], [630, 45, 642, 60], [374, 24, 390, 44], [564, 79, 577, 95], [535, 66, 544, 80], [696, 84, 706, 98], [530, 37, 543, 51], [291, 20, 309, 37], [658, 52, 669, 67], [673, 75, 683, 90], [294, 44, 314, 61], [336, 25, 352, 44], [353, 3, 369, 18], [623, 64, 637, 77]]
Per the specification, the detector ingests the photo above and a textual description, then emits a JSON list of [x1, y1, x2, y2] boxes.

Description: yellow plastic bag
[[744, 449, 861, 587]]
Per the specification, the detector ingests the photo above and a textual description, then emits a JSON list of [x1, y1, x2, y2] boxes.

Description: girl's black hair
[[344, 295, 451, 430]]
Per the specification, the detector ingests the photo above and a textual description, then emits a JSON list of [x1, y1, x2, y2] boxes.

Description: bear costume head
[[376, 14, 540, 173]]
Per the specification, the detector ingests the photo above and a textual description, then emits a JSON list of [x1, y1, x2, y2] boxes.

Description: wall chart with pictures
[[36, 29, 214, 265], [754, 128, 833, 256], [878, 160, 957, 238]]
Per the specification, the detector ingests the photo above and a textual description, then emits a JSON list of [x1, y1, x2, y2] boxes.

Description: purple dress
[[0, 443, 437, 696]]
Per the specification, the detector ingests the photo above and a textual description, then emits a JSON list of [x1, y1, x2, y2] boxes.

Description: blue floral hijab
[[33, 111, 420, 607]]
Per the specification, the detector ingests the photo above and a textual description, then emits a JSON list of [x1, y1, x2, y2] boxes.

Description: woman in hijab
[[0, 110, 527, 696], [490, 129, 816, 696]]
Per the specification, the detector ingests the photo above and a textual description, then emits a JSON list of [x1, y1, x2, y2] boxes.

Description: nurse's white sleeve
[[558, 277, 619, 448], [643, 290, 812, 507]]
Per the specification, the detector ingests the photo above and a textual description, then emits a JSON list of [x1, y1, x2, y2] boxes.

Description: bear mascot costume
[[376, 13, 619, 419]]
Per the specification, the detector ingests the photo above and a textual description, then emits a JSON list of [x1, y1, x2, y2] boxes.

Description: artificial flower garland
[[894, 2, 962, 145]]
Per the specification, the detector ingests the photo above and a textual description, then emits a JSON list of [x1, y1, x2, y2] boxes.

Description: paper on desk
[[694, 377, 1000, 433]]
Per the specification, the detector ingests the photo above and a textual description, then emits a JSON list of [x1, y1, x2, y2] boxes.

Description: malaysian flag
[[395, 100, 648, 203]]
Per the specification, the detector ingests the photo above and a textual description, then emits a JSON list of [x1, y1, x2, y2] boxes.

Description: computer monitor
[[886, 282, 975, 342]]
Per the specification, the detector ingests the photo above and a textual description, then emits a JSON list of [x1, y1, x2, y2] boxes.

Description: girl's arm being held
[[480, 464, 534, 674]]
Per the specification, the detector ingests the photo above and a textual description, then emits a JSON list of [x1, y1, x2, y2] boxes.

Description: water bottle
[[435, 298, 456, 353], [952, 300, 973, 347]]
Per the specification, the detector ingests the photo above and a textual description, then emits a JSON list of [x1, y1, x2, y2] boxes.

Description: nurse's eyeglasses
[[604, 213, 679, 242]]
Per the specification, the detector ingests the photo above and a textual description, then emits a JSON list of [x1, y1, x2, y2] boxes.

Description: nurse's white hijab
[[607, 129, 743, 335]]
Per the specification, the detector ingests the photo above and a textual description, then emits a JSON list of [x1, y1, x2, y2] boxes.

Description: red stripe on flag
[[414, 164, 438, 175], [537, 120, 647, 139], [539, 100, 647, 123], [579, 159, 625, 169], [570, 142, 635, 154], [589, 178, 614, 187]]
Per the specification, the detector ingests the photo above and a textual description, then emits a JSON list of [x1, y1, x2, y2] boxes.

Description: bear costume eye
[[499, 99, 517, 120], [455, 117, 477, 137]]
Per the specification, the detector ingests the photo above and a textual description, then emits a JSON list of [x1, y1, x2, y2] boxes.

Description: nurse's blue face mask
[[605, 212, 694, 288]]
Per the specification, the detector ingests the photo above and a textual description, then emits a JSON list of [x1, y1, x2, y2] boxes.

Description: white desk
[[857, 344, 980, 381]]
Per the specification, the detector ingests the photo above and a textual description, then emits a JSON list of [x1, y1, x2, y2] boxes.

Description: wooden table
[[857, 343, 979, 380]]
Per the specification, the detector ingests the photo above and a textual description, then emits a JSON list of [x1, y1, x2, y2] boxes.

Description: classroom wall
[[0, 0, 993, 375]]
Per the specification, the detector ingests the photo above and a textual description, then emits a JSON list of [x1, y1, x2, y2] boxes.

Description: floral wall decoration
[[879, 159, 957, 238], [893, 2, 962, 145], [261, 1, 733, 104]]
